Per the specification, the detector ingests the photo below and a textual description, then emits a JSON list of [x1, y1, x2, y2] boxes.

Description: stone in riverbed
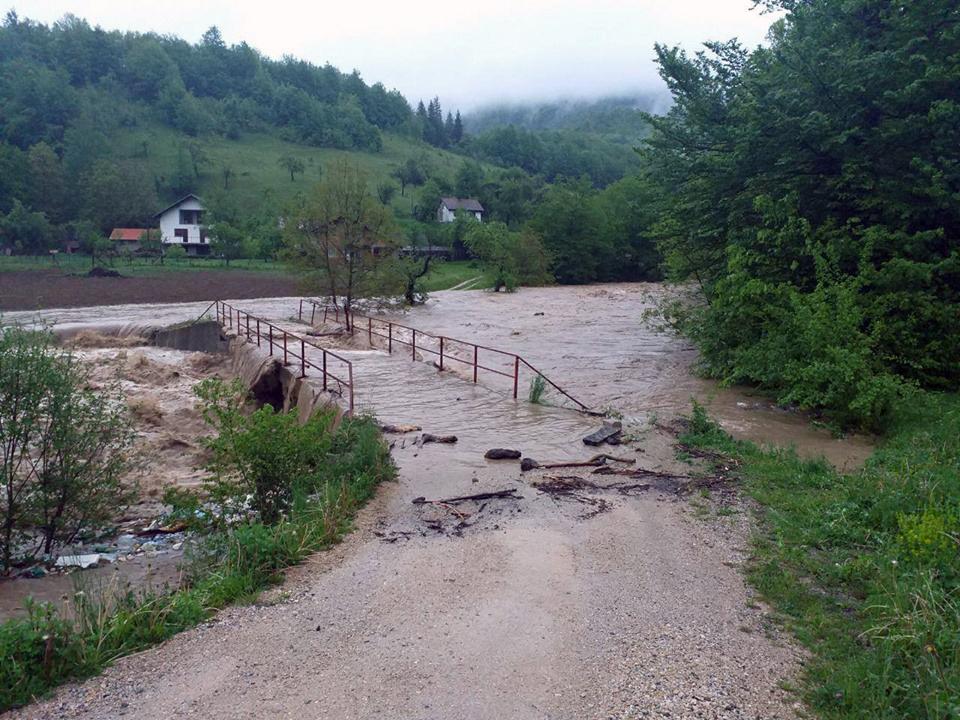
[[520, 458, 540, 471], [484, 448, 522, 460]]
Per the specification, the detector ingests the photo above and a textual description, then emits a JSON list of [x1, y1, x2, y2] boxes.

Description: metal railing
[[215, 300, 354, 415], [299, 299, 592, 413]]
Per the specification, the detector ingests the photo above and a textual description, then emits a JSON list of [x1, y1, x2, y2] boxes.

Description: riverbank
[[680, 392, 960, 718]]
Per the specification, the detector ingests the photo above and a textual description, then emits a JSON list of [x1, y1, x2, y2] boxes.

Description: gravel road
[[12, 437, 802, 719]]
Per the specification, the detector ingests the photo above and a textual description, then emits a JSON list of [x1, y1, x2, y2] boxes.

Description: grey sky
[[20, 0, 779, 111]]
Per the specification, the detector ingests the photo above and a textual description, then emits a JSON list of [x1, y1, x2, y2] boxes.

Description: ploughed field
[[0, 268, 301, 311]]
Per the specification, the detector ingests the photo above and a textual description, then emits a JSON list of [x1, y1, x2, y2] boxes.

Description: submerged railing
[[298, 299, 593, 413]]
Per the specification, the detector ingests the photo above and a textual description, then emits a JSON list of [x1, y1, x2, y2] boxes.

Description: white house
[[437, 197, 484, 223], [156, 194, 210, 256]]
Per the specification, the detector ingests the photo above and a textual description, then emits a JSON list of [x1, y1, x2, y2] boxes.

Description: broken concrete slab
[[55, 553, 115, 569], [582, 421, 623, 446]]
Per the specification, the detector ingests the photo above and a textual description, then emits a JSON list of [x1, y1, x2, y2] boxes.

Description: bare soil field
[[0, 269, 301, 311]]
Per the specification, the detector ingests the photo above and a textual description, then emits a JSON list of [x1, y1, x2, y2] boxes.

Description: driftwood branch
[[411, 489, 521, 505]]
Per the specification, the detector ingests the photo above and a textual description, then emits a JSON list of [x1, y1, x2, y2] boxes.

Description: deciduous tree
[[284, 161, 399, 318]]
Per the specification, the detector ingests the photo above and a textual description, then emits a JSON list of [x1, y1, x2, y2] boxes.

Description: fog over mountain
[[21, 0, 778, 111]]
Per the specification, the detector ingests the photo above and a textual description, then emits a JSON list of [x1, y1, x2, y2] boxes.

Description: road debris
[[531, 475, 652, 519], [380, 423, 422, 434], [412, 489, 521, 505], [582, 421, 622, 446]]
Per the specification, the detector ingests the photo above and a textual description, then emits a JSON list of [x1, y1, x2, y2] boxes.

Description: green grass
[[114, 125, 499, 217], [0, 412, 394, 712], [420, 260, 492, 292], [0, 253, 295, 277], [680, 395, 960, 718]]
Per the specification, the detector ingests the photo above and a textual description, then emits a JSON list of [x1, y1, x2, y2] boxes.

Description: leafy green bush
[[0, 325, 134, 573], [678, 269, 912, 430], [897, 505, 960, 567], [194, 377, 336, 524]]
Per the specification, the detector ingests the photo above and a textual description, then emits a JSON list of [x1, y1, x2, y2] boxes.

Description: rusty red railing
[[298, 299, 592, 413], [215, 300, 354, 415]]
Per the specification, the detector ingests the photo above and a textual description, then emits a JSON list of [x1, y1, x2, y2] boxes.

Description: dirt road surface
[[8, 287, 813, 719]]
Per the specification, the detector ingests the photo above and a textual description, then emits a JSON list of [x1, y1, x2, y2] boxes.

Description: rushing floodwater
[[6, 283, 875, 470]]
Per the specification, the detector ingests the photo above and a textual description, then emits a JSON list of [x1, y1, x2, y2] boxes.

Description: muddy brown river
[[6, 283, 874, 470]]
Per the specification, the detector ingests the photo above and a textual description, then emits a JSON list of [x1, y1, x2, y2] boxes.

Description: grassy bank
[[0, 409, 394, 712], [681, 394, 959, 718], [421, 260, 492, 292]]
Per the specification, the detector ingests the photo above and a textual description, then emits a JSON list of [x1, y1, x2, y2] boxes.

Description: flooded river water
[[7, 283, 874, 470], [2, 283, 872, 625]]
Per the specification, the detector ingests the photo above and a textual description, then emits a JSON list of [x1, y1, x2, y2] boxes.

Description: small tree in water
[[284, 161, 399, 324], [464, 221, 551, 292]]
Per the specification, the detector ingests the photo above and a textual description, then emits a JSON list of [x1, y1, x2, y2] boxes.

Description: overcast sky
[[20, 0, 779, 111]]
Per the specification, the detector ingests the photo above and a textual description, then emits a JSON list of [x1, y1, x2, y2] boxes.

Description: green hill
[[111, 124, 494, 218]]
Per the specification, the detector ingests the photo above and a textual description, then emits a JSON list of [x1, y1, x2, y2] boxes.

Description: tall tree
[[277, 154, 305, 181], [451, 110, 464, 144], [283, 161, 399, 317], [643, 0, 960, 426]]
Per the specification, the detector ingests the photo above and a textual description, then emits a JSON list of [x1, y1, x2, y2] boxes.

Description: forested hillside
[[460, 96, 657, 186], [0, 10, 437, 241], [466, 95, 661, 138]]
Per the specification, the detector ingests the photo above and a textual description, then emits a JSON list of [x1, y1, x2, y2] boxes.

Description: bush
[[680, 270, 911, 430], [194, 378, 335, 524], [0, 325, 134, 573], [0, 385, 394, 712]]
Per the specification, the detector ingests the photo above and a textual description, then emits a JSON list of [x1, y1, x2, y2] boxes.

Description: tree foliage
[[464, 220, 552, 292], [643, 0, 960, 427], [283, 161, 399, 314]]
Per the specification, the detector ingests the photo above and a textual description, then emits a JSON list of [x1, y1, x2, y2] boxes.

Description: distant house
[[109, 228, 152, 252], [156, 194, 210, 256], [437, 197, 484, 223]]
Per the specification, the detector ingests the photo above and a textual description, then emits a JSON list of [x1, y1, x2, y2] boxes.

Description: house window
[[179, 210, 202, 225], [174, 228, 188, 243]]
